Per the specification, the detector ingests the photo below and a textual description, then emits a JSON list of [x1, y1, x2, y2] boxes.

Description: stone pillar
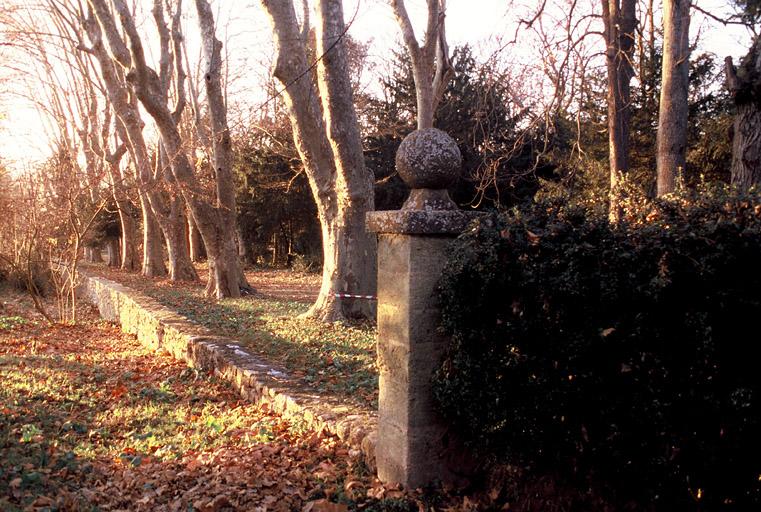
[[366, 128, 480, 489]]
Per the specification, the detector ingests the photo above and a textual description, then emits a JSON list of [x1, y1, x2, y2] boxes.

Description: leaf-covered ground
[[0, 290, 424, 512], [87, 266, 378, 411]]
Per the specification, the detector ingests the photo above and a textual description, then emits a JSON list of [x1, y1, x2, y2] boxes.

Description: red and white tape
[[334, 293, 377, 300]]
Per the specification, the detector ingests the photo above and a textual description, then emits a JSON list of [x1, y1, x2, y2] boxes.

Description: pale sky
[[0, 0, 753, 173]]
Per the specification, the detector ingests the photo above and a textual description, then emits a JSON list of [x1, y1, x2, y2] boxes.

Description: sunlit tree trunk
[[117, 204, 138, 270], [194, 0, 249, 297], [656, 0, 691, 196], [261, 0, 376, 321]]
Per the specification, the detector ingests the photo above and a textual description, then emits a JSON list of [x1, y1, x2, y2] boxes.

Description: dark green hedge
[[435, 187, 761, 509]]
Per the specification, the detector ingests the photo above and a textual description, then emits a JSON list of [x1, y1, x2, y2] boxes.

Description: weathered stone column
[[366, 128, 479, 489]]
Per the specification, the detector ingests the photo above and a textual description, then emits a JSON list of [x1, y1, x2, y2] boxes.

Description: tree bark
[[261, 0, 376, 321], [726, 37, 761, 191], [656, 0, 691, 196], [140, 194, 167, 277], [194, 0, 249, 297], [188, 210, 206, 261], [117, 204, 138, 270], [602, 0, 636, 219], [106, 238, 120, 266], [164, 193, 197, 281], [313, 0, 376, 319]]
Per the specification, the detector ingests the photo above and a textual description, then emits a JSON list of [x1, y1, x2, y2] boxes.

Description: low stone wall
[[78, 273, 377, 468]]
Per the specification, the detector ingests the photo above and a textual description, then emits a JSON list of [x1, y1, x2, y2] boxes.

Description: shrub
[[435, 185, 761, 509]]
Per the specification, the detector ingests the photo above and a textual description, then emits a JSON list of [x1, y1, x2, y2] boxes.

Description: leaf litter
[[0, 289, 420, 511]]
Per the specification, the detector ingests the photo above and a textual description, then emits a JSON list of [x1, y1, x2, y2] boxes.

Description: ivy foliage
[[436, 186, 761, 509]]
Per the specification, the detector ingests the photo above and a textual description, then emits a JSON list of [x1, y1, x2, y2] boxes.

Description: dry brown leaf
[[302, 499, 349, 512]]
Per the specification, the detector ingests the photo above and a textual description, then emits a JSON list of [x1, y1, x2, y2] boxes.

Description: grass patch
[[89, 267, 379, 409], [0, 316, 28, 330]]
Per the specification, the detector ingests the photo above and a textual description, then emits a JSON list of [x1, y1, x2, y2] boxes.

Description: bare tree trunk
[[726, 38, 761, 191], [104, 147, 139, 271], [139, 193, 167, 277], [117, 205, 138, 270], [312, 0, 376, 319], [152, 147, 197, 281], [656, 0, 691, 196], [194, 0, 249, 297], [107, 238, 120, 266], [188, 211, 206, 261], [261, 0, 376, 321], [602, 0, 636, 219], [236, 224, 247, 263], [164, 193, 197, 280]]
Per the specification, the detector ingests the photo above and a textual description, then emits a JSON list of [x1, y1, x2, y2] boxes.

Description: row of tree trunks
[[91, 0, 246, 299], [84, 2, 197, 282]]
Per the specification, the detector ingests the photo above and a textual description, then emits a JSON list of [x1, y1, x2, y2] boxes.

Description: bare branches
[[390, 0, 452, 129]]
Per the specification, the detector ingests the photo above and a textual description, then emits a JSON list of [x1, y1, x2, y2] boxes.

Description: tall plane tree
[[260, 0, 375, 322], [656, 0, 691, 195]]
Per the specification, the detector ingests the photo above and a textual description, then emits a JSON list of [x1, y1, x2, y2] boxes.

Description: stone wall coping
[[366, 209, 486, 235], [78, 271, 378, 469]]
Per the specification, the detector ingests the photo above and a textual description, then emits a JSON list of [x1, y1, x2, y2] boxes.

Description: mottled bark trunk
[[236, 224, 248, 263], [602, 0, 636, 219], [117, 204, 138, 270], [139, 193, 167, 277], [730, 104, 761, 190], [163, 194, 197, 281], [656, 0, 691, 196], [391, 0, 453, 130], [261, 0, 376, 321], [107, 238, 120, 267], [727, 37, 761, 191], [311, 0, 376, 319], [152, 146, 197, 282], [188, 211, 206, 261], [194, 0, 248, 297]]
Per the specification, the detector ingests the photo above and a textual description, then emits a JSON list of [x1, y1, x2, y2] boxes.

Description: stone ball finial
[[396, 128, 461, 190]]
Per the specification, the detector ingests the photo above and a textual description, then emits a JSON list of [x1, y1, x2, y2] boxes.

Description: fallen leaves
[[303, 498, 349, 512]]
